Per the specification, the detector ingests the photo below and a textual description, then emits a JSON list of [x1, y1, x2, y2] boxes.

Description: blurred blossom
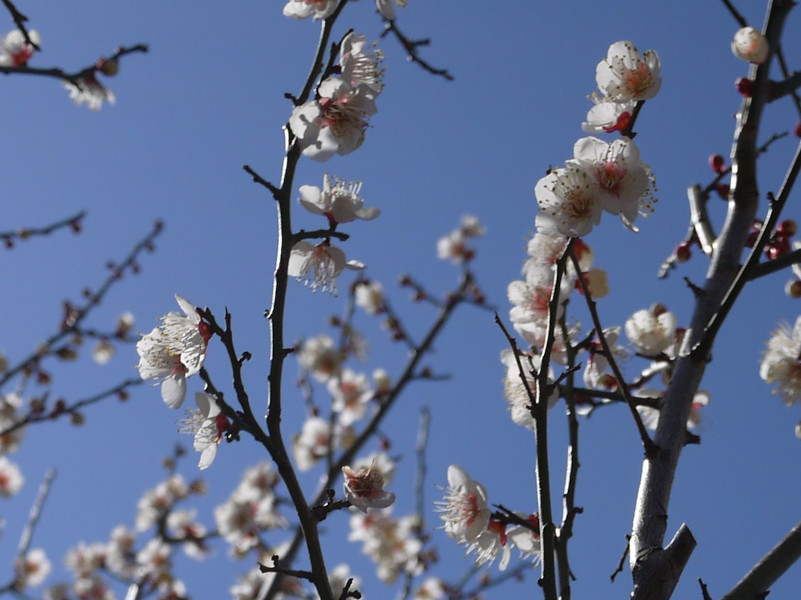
[[91, 339, 115, 365], [63, 76, 115, 111], [625, 304, 677, 357], [761, 316, 801, 405], [0, 29, 39, 67], [14, 548, 50, 589], [298, 334, 343, 382], [0, 456, 23, 496], [283, 0, 339, 20]]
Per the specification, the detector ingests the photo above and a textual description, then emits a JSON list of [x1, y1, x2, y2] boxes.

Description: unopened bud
[[96, 57, 119, 76], [732, 26, 769, 64], [786, 279, 801, 298], [675, 241, 692, 263], [735, 77, 753, 97], [709, 154, 726, 173], [777, 219, 798, 237]]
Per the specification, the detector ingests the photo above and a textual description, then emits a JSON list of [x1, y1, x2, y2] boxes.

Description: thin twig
[[569, 247, 656, 455], [381, 19, 453, 81]]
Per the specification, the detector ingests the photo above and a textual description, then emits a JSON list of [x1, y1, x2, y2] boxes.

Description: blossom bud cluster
[[290, 33, 384, 161], [293, 333, 392, 470]]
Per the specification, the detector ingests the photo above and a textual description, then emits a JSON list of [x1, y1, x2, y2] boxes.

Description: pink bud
[[709, 154, 726, 173]]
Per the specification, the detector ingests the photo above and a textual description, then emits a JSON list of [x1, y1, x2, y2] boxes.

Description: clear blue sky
[[2, 1, 801, 599]]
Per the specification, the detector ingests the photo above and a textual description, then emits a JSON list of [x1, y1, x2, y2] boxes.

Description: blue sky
[[2, 1, 801, 599]]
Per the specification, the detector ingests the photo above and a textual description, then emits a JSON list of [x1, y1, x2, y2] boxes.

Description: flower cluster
[[290, 33, 383, 161], [583, 40, 661, 134], [214, 462, 286, 556], [349, 508, 423, 582], [435, 465, 541, 570], [535, 135, 655, 238], [437, 214, 485, 264]]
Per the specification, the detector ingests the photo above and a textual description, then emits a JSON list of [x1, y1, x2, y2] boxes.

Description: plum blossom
[[582, 327, 626, 389], [292, 416, 353, 470], [535, 164, 603, 238], [761, 316, 801, 405], [91, 339, 115, 364], [501, 349, 558, 431], [343, 459, 396, 512], [595, 41, 661, 102], [354, 279, 385, 314], [570, 136, 655, 230], [376, 0, 407, 20], [282, 0, 339, 20], [136, 294, 211, 408], [0, 456, 23, 496], [340, 33, 384, 95], [179, 392, 230, 470], [288, 240, 365, 294], [625, 304, 677, 357], [636, 389, 710, 431], [329, 368, 374, 425], [167, 509, 210, 559], [0, 29, 39, 67], [506, 513, 542, 565], [298, 174, 380, 224], [437, 215, 485, 263], [732, 26, 769, 64], [63, 76, 115, 111], [14, 548, 50, 589], [413, 577, 446, 600], [582, 97, 636, 134], [435, 465, 490, 544], [298, 334, 343, 381], [290, 76, 377, 161], [348, 509, 422, 582]]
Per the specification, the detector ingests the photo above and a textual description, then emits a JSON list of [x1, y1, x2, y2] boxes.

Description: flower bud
[[715, 183, 730, 200], [708, 154, 726, 173], [785, 279, 801, 299], [96, 57, 119, 76], [777, 219, 797, 237], [735, 77, 753, 97], [675, 241, 692, 263], [731, 27, 769, 64]]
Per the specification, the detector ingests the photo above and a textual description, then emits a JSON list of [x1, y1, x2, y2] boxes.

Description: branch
[[0, 210, 84, 248], [720, 517, 801, 600], [569, 247, 656, 454], [380, 19, 454, 81]]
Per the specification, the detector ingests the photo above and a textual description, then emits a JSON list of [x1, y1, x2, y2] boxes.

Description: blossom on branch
[[340, 33, 384, 95], [282, 0, 339, 20], [0, 29, 39, 67], [14, 548, 50, 589], [63, 75, 116, 111], [731, 26, 769, 64], [179, 392, 230, 470], [343, 459, 396, 512], [0, 456, 23, 496], [376, 0, 407, 20], [290, 76, 378, 161], [136, 294, 211, 408], [595, 41, 661, 102], [298, 174, 380, 224], [625, 304, 677, 357], [570, 136, 655, 231], [535, 164, 602, 238], [288, 240, 366, 294], [761, 316, 801, 405]]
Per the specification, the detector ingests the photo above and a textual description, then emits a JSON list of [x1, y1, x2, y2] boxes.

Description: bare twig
[[381, 19, 453, 81]]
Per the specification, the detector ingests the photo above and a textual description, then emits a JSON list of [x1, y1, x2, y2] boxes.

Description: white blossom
[[288, 240, 365, 294], [625, 304, 677, 357], [732, 26, 769, 64], [595, 40, 661, 102], [761, 316, 801, 405], [136, 294, 210, 409], [298, 174, 380, 223]]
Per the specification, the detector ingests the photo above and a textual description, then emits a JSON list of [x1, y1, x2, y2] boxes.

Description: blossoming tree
[[2, 1, 801, 600]]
